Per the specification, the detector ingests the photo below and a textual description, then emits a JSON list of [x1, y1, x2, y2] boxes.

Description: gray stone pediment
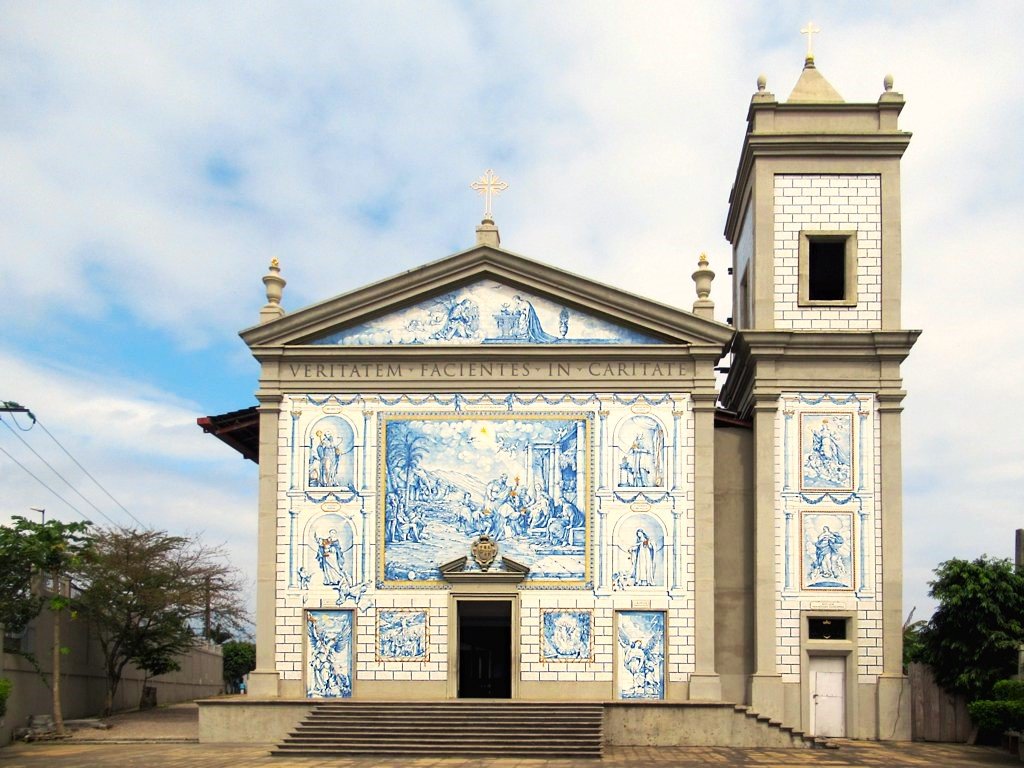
[[240, 246, 733, 350], [438, 555, 531, 584]]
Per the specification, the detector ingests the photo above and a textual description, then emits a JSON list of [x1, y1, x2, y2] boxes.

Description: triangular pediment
[[240, 245, 733, 349], [312, 277, 661, 346]]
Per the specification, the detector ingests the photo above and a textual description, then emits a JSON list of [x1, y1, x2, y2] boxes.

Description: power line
[[0, 417, 121, 528], [0, 442, 92, 524], [34, 419, 147, 529]]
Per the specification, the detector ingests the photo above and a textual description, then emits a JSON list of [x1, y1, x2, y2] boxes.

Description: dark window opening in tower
[[808, 238, 846, 300]]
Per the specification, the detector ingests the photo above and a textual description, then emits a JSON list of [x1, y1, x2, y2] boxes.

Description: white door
[[809, 656, 846, 737]]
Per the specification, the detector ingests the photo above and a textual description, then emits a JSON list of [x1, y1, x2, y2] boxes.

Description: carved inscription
[[284, 361, 689, 381]]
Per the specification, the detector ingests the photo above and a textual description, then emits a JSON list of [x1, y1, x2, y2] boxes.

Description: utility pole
[[1017, 530, 1023, 680], [30, 507, 45, 524], [204, 575, 212, 641]]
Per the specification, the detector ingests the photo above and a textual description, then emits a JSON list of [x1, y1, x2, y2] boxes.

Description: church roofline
[[723, 79, 910, 243], [240, 243, 734, 349]]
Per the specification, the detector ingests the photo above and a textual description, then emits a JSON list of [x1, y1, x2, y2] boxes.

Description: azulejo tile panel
[[799, 412, 854, 492], [376, 608, 428, 661], [616, 611, 665, 699], [306, 609, 353, 698], [310, 280, 662, 346], [379, 413, 592, 587], [541, 609, 594, 661], [800, 511, 855, 591]]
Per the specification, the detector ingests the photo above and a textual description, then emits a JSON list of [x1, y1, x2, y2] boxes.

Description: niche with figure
[[612, 513, 666, 589], [300, 514, 357, 591], [613, 415, 666, 488], [305, 416, 356, 489]]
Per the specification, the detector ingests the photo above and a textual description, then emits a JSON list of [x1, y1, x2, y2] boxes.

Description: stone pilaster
[[248, 394, 283, 697]]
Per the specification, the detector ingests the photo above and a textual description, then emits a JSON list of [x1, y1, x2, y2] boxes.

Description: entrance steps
[[731, 704, 839, 749], [271, 700, 604, 758]]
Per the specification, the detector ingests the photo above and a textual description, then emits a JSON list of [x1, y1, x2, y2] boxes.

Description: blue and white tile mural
[[300, 515, 370, 606], [379, 414, 591, 586], [801, 511, 855, 590], [307, 515, 355, 587], [800, 413, 854, 492], [541, 609, 593, 661], [305, 416, 356, 489], [306, 610, 353, 698], [612, 514, 666, 589], [616, 611, 665, 699], [377, 609, 428, 661], [311, 280, 662, 346], [614, 416, 666, 488]]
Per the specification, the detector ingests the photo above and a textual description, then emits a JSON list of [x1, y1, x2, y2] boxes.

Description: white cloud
[[1, 2, 1022, 624], [0, 349, 257, 613]]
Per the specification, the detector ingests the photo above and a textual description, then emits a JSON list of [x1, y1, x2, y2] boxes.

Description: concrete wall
[[197, 699, 312, 744], [605, 702, 807, 747], [713, 423, 755, 704], [1, 608, 223, 744]]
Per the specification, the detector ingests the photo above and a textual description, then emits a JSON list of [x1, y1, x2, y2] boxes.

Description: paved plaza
[[1, 740, 1020, 768], [1, 703, 1019, 767]]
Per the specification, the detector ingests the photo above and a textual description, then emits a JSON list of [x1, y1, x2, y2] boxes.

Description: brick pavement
[[0, 741, 1019, 767]]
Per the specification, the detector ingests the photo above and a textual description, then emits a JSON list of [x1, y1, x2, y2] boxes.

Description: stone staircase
[[732, 704, 839, 749], [271, 701, 604, 758]]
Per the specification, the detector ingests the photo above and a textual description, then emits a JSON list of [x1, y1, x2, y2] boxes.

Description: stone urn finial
[[260, 258, 286, 323], [691, 252, 715, 320]]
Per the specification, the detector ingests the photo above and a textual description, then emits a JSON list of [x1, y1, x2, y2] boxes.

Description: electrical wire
[[0, 442, 92, 524], [33, 418, 147, 529], [0, 417, 121, 528]]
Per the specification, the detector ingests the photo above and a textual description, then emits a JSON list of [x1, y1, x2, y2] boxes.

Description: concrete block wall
[[773, 174, 882, 330]]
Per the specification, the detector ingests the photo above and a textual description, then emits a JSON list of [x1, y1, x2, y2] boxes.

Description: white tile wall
[[773, 175, 882, 330], [774, 393, 884, 684]]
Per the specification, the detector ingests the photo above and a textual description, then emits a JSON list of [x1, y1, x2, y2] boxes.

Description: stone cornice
[[240, 245, 734, 349], [725, 132, 911, 241], [720, 329, 920, 416]]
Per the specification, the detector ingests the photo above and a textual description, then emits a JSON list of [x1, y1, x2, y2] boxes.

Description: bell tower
[[721, 48, 919, 740], [724, 58, 909, 332]]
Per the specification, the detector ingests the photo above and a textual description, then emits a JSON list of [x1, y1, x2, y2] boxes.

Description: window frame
[[798, 230, 858, 307]]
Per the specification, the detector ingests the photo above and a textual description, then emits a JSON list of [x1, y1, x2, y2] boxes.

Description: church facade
[[213, 58, 918, 742]]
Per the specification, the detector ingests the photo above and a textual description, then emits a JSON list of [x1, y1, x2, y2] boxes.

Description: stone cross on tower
[[801, 21, 821, 64], [471, 169, 509, 223]]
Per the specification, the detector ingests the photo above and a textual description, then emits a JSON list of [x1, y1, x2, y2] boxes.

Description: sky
[[1, 1, 1022, 629]]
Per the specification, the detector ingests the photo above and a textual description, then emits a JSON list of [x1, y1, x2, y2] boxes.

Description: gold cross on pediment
[[471, 169, 509, 221]]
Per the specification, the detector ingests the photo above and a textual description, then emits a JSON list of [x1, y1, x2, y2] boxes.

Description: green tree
[[0, 517, 92, 735], [74, 527, 248, 716], [0, 522, 48, 637], [902, 608, 928, 670], [222, 641, 256, 692], [0, 678, 12, 718], [921, 556, 1024, 700]]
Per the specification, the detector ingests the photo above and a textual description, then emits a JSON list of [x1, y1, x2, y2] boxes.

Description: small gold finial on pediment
[[698, 252, 709, 268], [270, 257, 280, 269]]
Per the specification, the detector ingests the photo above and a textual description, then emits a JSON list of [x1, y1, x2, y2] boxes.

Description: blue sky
[[1, 1, 1022, 623]]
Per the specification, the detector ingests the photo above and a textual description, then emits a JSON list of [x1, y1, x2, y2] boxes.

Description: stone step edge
[[733, 703, 837, 749]]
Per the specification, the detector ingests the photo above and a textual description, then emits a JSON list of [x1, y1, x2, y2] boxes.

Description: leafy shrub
[[993, 679, 1024, 702], [968, 699, 1024, 733], [0, 678, 11, 718]]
